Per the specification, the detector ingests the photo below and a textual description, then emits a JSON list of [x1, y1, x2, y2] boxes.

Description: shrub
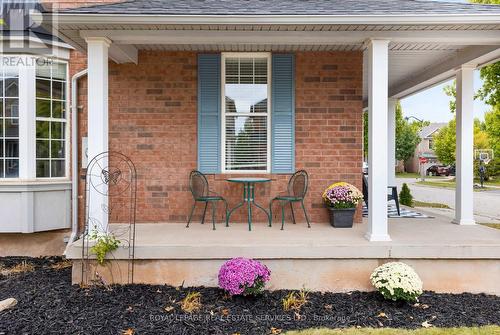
[[370, 262, 423, 302], [399, 183, 413, 207], [322, 182, 363, 209], [218, 257, 271, 296]]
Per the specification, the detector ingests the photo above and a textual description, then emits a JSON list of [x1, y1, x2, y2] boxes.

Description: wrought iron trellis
[[81, 151, 137, 285]]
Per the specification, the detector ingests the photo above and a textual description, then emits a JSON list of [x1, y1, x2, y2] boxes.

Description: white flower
[[370, 262, 423, 302]]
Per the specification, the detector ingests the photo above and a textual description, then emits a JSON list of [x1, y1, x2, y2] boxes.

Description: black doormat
[[1, 257, 498, 335]]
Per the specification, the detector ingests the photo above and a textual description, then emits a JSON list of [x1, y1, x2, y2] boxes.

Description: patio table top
[[227, 177, 271, 183]]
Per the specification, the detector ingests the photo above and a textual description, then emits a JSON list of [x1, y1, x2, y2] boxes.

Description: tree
[[484, 106, 500, 155], [395, 102, 421, 165], [470, 1, 500, 106], [470, 0, 500, 5], [433, 118, 491, 166]]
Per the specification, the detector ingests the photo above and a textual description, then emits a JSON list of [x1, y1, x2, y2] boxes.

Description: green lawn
[[412, 200, 450, 209], [285, 326, 500, 335], [396, 173, 444, 179], [480, 223, 500, 230], [416, 180, 492, 191], [396, 172, 421, 179]]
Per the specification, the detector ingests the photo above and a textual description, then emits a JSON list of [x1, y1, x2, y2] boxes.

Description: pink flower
[[218, 258, 271, 296]]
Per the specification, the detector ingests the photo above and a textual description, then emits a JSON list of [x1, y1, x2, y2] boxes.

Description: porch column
[[365, 39, 391, 241], [86, 37, 111, 232], [388, 98, 397, 186], [454, 64, 476, 225]]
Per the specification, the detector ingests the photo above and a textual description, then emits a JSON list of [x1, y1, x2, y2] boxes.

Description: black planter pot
[[328, 207, 356, 228]]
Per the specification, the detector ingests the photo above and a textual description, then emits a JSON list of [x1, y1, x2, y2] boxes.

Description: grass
[[396, 173, 444, 179], [50, 259, 73, 270], [412, 200, 450, 209], [396, 172, 422, 179], [180, 291, 202, 313], [0, 260, 35, 276], [480, 223, 500, 230], [284, 326, 500, 335], [283, 288, 310, 312], [416, 180, 492, 191]]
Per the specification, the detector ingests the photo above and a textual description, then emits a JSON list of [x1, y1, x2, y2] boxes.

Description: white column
[[453, 65, 475, 225], [365, 39, 391, 242], [86, 37, 111, 233], [388, 98, 397, 186]]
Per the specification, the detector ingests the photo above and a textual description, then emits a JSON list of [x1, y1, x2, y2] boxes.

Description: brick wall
[[74, 50, 363, 228]]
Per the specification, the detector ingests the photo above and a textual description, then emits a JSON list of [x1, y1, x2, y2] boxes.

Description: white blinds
[[223, 56, 269, 171]]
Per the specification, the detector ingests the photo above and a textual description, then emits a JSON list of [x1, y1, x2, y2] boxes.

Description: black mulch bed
[[1, 257, 500, 335]]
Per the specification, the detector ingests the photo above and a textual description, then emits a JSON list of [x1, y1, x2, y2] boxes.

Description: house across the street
[[406, 122, 448, 174]]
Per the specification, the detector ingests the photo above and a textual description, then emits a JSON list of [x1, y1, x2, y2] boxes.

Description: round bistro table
[[226, 177, 271, 231]]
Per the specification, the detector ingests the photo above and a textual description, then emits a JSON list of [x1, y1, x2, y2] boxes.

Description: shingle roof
[[62, 0, 500, 15], [419, 123, 447, 139]]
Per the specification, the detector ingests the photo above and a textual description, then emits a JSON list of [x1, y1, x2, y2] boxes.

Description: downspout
[[65, 69, 88, 252]]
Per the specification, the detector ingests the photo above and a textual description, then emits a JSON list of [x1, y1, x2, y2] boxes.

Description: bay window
[[0, 65, 20, 178], [35, 62, 67, 178], [0, 56, 68, 180], [222, 53, 271, 173]]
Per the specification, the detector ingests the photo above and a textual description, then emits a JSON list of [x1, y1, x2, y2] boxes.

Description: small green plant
[[180, 291, 201, 313], [399, 183, 413, 207], [89, 232, 120, 265], [283, 288, 309, 312]]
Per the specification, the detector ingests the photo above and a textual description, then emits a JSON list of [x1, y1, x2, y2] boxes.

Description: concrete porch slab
[[67, 212, 500, 293], [66, 214, 500, 260]]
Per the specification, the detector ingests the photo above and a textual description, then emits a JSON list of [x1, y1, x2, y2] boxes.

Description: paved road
[[396, 178, 500, 221]]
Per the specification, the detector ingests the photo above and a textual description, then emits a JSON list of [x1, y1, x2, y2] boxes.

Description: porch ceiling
[[53, 22, 500, 100]]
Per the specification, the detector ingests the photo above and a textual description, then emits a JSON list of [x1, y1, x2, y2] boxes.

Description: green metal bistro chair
[[186, 170, 228, 230], [269, 170, 311, 230]]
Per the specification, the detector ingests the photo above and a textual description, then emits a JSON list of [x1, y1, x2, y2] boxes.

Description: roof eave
[[50, 13, 500, 26]]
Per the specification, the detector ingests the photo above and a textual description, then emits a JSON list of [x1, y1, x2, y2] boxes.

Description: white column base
[[364, 232, 392, 242], [452, 218, 476, 225]]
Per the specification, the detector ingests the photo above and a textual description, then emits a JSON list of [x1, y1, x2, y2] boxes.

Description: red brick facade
[[72, 50, 363, 227]]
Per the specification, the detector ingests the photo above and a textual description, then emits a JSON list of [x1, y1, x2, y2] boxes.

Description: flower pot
[[327, 207, 356, 228]]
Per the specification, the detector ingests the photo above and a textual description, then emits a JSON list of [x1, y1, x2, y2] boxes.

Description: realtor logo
[[0, 1, 57, 54]]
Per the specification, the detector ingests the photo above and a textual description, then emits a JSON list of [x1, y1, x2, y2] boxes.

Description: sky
[[400, 71, 490, 123], [400, 0, 493, 123]]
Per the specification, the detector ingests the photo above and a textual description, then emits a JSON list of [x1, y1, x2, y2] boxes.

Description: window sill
[[0, 179, 71, 192]]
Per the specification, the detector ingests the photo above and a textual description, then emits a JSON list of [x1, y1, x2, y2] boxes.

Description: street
[[396, 178, 500, 222]]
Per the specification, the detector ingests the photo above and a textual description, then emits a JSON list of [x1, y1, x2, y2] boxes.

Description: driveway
[[396, 177, 500, 222]]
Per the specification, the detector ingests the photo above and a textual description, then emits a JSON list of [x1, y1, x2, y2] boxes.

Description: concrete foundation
[[67, 213, 500, 294], [71, 258, 500, 294], [0, 229, 69, 256]]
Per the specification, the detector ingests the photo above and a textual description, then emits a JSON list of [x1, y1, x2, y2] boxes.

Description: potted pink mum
[[322, 182, 363, 228]]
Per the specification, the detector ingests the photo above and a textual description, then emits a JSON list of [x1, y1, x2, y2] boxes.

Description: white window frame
[[34, 60, 70, 180], [0, 55, 70, 182], [221, 52, 271, 174]]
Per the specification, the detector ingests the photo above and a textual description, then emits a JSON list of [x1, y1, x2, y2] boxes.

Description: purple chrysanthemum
[[218, 257, 271, 296]]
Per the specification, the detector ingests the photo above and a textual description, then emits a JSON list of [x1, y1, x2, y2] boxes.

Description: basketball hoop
[[475, 149, 494, 165]]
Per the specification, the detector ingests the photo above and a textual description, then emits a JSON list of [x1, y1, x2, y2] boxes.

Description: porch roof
[[63, 0, 500, 16], [47, 9, 500, 100]]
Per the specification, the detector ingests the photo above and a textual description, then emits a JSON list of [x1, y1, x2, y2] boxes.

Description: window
[[35, 62, 67, 178], [222, 53, 270, 172], [0, 65, 19, 178], [428, 138, 434, 150]]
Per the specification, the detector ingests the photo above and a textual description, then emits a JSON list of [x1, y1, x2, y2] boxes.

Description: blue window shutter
[[272, 54, 295, 174], [198, 54, 221, 173]]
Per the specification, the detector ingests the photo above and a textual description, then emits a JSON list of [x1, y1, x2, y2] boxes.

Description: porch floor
[[66, 211, 500, 260]]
